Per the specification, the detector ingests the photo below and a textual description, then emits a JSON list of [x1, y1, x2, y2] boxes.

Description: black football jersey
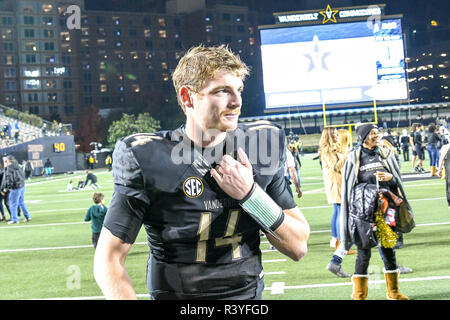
[[104, 122, 296, 299]]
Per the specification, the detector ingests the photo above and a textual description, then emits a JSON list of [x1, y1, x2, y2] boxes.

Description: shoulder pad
[[122, 132, 164, 148], [111, 139, 147, 201], [238, 121, 282, 132]]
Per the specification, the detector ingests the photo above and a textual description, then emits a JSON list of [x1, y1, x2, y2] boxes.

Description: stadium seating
[[0, 114, 58, 149]]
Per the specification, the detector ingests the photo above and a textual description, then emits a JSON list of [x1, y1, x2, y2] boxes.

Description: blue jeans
[[331, 203, 341, 239], [9, 187, 31, 223], [427, 145, 439, 167], [0, 192, 5, 217]]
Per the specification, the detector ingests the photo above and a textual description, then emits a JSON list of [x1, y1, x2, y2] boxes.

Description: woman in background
[[323, 128, 355, 278], [426, 123, 441, 177], [319, 128, 346, 249]]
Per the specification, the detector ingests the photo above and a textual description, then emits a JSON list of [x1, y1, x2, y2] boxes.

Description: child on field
[[84, 193, 108, 248], [67, 180, 74, 191]]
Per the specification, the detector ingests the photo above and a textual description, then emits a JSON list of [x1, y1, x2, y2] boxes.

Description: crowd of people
[[1, 121, 21, 145], [308, 118, 450, 300], [389, 122, 450, 176]]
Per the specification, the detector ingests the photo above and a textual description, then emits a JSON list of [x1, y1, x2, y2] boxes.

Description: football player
[[93, 45, 310, 300]]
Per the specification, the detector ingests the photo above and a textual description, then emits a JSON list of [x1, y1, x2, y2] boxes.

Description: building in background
[[0, 0, 448, 130], [0, 0, 84, 124]]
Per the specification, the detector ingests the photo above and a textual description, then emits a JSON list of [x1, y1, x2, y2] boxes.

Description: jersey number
[[196, 210, 242, 263]]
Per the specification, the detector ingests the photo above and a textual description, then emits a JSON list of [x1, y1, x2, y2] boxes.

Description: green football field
[[0, 155, 449, 300]]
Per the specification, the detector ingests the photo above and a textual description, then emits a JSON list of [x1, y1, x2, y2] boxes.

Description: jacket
[[348, 183, 379, 249], [340, 145, 415, 251], [84, 204, 108, 233], [1, 161, 25, 191]]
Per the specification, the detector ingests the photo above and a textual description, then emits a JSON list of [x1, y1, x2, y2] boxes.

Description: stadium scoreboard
[[53, 142, 66, 153], [259, 4, 408, 112]]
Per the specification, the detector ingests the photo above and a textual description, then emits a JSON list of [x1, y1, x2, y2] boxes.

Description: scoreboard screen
[[259, 18, 408, 110]]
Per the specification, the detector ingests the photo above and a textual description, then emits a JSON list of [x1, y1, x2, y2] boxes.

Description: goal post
[[322, 100, 378, 146]]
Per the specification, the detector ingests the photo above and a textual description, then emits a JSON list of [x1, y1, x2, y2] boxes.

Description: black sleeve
[[111, 139, 150, 204], [103, 139, 150, 243], [103, 192, 146, 244]]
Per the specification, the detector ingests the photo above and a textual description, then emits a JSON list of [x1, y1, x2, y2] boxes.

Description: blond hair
[[318, 127, 337, 160], [172, 45, 250, 112], [337, 129, 350, 154]]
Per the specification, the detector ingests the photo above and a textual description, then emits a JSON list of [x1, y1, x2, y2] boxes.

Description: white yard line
[[0, 241, 148, 253], [265, 275, 450, 293]]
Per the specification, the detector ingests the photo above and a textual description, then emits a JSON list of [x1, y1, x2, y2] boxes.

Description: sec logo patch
[[183, 177, 204, 198]]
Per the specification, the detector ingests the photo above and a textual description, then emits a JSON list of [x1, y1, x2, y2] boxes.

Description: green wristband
[[239, 183, 285, 234]]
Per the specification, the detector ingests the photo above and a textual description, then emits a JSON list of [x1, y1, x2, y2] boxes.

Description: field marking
[[0, 241, 147, 253], [0, 221, 89, 230], [265, 271, 286, 275], [265, 275, 450, 293], [262, 259, 287, 263], [270, 282, 285, 294], [31, 274, 450, 300]]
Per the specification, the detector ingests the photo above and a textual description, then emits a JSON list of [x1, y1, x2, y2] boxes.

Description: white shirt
[[284, 148, 296, 177]]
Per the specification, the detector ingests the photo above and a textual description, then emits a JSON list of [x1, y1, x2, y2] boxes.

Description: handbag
[[349, 183, 378, 249], [397, 202, 416, 233]]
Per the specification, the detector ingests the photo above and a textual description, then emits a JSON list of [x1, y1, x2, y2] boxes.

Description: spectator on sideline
[[1, 155, 31, 224], [340, 124, 414, 300], [84, 192, 108, 249], [426, 123, 441, 177], [319, 128, 346, 249], [413, 123, 426, 173], [1, 157, 21, 221], [285, 147, 302, 199], [105, 154, 112, 171], [84, 170, 99, 189], [24, 160, 33, 181], [88, 155, 95, 169], [409, 123, 418, 172], [44, 158, 53, 179], [320, 128, 354, 278], [399, 129, 410, 162]]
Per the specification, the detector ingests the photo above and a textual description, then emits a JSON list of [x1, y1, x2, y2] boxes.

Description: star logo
[[320, 4, 339, 24], [303, 35, 331, 73]]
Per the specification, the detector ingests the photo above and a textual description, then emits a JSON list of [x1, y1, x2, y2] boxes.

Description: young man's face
[[191, 70, 243, 133]]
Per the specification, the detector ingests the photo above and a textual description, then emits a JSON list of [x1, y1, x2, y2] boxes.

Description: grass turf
[[0, 155, 448, 300]]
